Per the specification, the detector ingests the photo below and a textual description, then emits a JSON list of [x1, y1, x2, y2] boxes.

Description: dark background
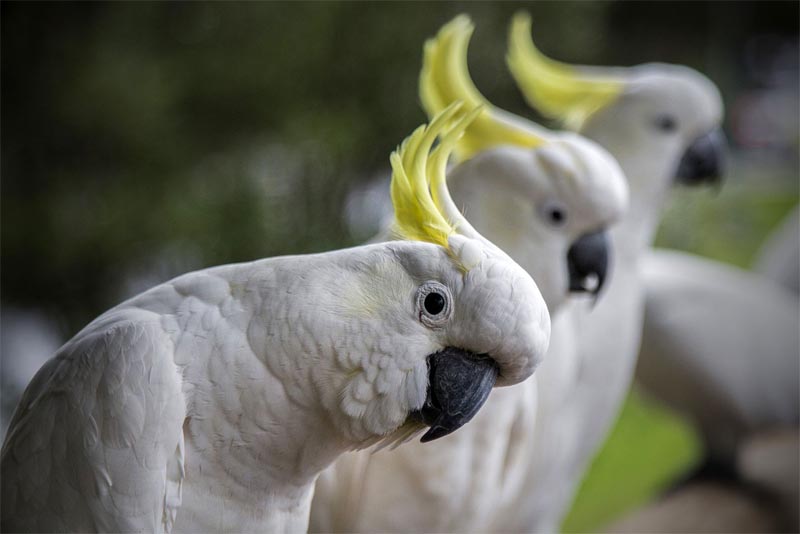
[[3, 1, 797, 333]]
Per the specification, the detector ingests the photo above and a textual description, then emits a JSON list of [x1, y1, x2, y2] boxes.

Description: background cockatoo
[[754, 205, 799, 294], [310, 16, 629, 532], [637, 250, 799, 464], [507, 12, 731, 529], [1, 104, 553, 533]]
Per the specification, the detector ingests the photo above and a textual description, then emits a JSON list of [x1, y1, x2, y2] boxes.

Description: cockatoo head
[[329, 103, 550, 446], [417, 15, 628, 312], [445, 138, 627, 311], [507, 12, 726, 202]]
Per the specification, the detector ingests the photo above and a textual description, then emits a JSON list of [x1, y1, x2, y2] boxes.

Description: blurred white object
[[507, 12, 726, 530], [637, 249, 799, 462], [754, 205, 799, 294], [0, 308, 62, 440], [311, 16, 628, 533], [343, 174, 393, 241]]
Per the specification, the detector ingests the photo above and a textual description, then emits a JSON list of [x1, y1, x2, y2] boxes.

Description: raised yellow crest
[[420, 15, 546, 162], [507, 12, 625, 131], [390, 102, 481, 256]]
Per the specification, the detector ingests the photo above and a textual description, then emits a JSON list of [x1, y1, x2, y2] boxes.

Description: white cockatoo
[[638, 250, 799, 462], [754, 204, 799, 294], [507, 12, 729, 528], [310, 16, 629, 532], [510, 10, 799, 481], [0, 104, 553, 533]]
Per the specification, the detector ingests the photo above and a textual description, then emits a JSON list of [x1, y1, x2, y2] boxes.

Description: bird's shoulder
[[1, 312, 186, 533]]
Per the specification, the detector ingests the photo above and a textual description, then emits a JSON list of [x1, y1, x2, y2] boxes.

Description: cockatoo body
[[310, 17, 628, 532], [507, 12, 727, 529], [754, 204, 799, 294], [1, 105, 551, 533], [512, 14, 799, 490], [637, 249, 799, 461]]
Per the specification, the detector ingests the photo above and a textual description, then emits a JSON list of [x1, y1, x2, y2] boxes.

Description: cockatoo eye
[[540, 201, 568, 229], [417, 281, 453, 328], [424, 292, 446, 315], [653, 114, 678, 133]]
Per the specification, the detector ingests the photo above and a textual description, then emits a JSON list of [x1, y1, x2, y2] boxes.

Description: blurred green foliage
[[2, 2, 798, 531], [564, 389, 703, 532], [5, 1, 797, 333]]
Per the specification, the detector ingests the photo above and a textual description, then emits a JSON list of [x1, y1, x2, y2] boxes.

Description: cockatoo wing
[[637, 249, 799, 460], [754, 205, 799, 294], [1, 310, 186, 533]]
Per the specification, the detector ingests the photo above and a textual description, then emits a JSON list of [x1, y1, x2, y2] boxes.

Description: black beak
[[674, 128, 726, 187], [410, 347, 499, 443], [567, 230, 609, 297]]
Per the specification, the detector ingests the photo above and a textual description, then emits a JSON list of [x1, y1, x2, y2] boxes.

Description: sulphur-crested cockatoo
[[510, 11, 799, 476], [754, 204, 799, 294], [637, 249, 799, 463], [507, 12, 728, 528], [0, 104, 553, 533], [310, 16, 628, 532]]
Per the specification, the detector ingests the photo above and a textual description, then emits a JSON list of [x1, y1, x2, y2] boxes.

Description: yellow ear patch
[[507, 12, 624, 130], [390, 102, 480, 252], [420, 15, 546, 161]]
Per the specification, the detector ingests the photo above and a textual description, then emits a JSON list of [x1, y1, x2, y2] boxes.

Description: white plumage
[[310, 16, 629, 532], [511, 12, 797, 528], [1, 108, 552, 533], [505, 13, 727, 529], [637, 249, 799, 462], [754, 205, 799, 294]]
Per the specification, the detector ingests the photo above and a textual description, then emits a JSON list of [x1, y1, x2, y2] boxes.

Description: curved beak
[[674, 128, 726, 187], [410, 347, 499, 443], [567, 230, 609, 297]]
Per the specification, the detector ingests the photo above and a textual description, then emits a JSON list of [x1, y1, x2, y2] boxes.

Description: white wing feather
[[1, 312, 186, 533], [753, 205, 799, 294]]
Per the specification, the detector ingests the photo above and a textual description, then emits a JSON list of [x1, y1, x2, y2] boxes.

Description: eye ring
[[653, 114, 678, 133], [540, 201, 568, 228], [417, 281, 453, 328]]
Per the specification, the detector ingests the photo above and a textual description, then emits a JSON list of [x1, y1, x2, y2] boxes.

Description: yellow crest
[[390, 102, 481, 253], [420, 15, 546, 162], [507, 12, 624, 130]]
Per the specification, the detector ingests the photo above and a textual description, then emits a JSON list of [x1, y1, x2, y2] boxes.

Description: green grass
[[562, 390, 702, 533]]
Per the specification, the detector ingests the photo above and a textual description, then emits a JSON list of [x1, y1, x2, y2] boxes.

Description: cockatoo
[[310, 16, 628, 532], [754, 205, 799, 294], [507, 12, 728, 529], [637, 250, 799, 463], [510, 10, 799, 484], [0, 104, 553, 533]]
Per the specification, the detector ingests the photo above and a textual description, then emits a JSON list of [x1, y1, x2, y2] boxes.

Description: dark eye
[[548, 207, 566, 225], [540, 201, 568, 228], [417, 281, 453, 327], [424, 292, 446, 315], [654, 114, 678, 133]]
